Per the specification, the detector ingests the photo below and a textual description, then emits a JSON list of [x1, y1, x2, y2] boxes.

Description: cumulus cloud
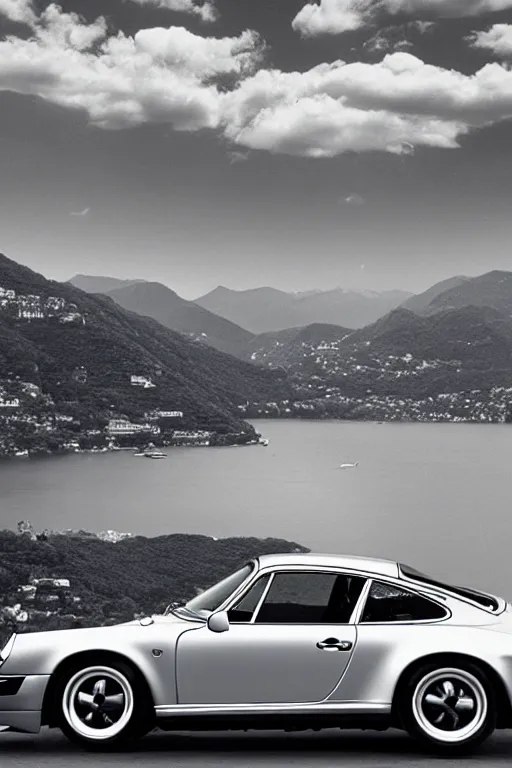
[[0, 3, 263, 131], [4, 5, 512, 159], [221, 52, 512, 156], [470, 23, 512, 57], [293, 0, 512, 37], [126, 0, 217, 23], [0, 0, 37, 25], [36, 4, 108, 50], [293, 0, 373, 37]]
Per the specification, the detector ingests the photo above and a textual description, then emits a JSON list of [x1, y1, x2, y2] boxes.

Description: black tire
[[54, 658, 154, 751], [398, 660, 496, 756]]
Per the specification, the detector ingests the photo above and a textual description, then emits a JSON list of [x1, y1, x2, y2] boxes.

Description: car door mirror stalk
[[207, 611, 230, 633]]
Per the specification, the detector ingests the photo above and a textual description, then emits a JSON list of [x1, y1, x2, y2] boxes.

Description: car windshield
[[399, 564, 500, 611], [183, 563, 254, 617]]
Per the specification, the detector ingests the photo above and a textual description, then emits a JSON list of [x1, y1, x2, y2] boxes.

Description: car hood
[[0, 611, 203, 676], [19, 610, 196, 642]]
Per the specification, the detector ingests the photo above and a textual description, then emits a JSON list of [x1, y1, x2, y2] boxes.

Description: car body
[[1, 552, 512, 755]]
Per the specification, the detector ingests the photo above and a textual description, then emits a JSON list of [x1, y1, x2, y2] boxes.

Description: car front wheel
[[56, 661, 153, 750], [399, 661, 496, 755]]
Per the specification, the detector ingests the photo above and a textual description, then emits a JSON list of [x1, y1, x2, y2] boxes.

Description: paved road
[[1, 729, 512, 767]]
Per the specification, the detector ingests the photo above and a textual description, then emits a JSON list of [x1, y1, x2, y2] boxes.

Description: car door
[[331, 579, 451, 702], [175, 569, 367, 705]]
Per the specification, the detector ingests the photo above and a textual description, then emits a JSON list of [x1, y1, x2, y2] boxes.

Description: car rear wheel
[[399, 661, 496, 755], [56, 660, 154, 750]]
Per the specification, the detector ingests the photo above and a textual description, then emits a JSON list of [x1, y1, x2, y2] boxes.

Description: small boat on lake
[[339, 462, 359, 469], [134, 444, 167, 459], [144, 449, 167, 459]]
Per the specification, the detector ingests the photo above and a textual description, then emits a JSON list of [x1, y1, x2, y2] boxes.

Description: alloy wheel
[[62, 665, 134, 741], [412, 667, 487, 743]]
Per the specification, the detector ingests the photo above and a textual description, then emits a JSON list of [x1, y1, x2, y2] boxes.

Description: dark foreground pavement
[[1, 729, 512, 767]]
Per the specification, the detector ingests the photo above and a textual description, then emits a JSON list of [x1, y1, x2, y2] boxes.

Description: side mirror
[[207, 611, 230, 633]]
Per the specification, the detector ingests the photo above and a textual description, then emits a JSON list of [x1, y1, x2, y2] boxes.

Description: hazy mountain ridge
[[103, 280, 254, 358], [399, 276, 470, 314], [195, 285, 413, 333], [194, 286, 296, 334], [69, 275, 146, 294], [69, 273, 412, 355], [0, 254, 290, 455]]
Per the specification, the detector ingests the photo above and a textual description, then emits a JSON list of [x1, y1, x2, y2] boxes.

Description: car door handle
[[316, 638, 353, 651]]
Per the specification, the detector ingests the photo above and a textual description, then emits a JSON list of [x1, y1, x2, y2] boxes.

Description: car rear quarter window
[[361, 580, 447, 623], [399, 563, 499, 611]]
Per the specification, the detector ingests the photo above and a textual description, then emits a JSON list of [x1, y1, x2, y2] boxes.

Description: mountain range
[[69, 276, 413, 345], [69, 271, 512, 377], [194, 285, 413, 333]]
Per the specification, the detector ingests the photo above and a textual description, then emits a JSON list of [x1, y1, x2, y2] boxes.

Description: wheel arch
[[41, 649, 155, 728], [390, 652, 512, 729]]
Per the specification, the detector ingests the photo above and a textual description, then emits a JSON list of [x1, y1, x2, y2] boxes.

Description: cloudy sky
[[1, 0, 512, 298]]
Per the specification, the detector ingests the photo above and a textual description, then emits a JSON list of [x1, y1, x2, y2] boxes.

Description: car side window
[[361, 580, 447, 623], [253, 571, 366, 624], [228, 575, 271, 623]]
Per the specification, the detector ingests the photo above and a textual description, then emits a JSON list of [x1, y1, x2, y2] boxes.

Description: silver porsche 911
[[1, 552, 511, 755]]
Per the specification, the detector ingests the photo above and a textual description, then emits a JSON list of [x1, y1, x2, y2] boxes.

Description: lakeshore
[[2, 387, 512, 461], [1, 419, 512, 599]]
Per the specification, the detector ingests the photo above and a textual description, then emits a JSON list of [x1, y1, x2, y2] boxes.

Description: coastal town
[[0, 376, 227, 457], [0, 279, 266, 457], [241, 329, 512, 423], [3, 372, 511, 461], [2, 355, 512, 460], [239, 387, 512, 423]]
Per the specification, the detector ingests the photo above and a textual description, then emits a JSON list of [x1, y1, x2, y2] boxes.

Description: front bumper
[[0, 674, 50, 733]]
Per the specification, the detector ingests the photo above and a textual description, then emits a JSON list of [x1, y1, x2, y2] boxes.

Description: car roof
[[256, 552, 399, 579]]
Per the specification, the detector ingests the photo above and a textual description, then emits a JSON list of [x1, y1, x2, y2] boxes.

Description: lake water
[[0, 420, 511, 597]]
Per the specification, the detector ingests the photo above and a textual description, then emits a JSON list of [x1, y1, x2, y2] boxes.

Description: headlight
[[0, 634, 16, 666]]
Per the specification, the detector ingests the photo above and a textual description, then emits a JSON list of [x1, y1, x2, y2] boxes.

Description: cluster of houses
[[1, 577, 81, 627], [0, 397, 20, 408], [0, 285, 85, 324], [106, 409, 184, 436]]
